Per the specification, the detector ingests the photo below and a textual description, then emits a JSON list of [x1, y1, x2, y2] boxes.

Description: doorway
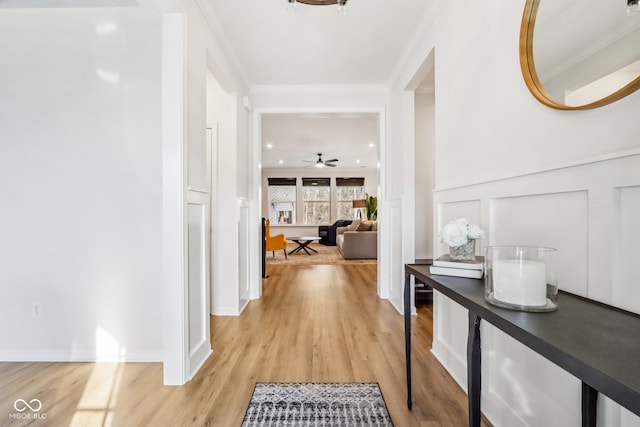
[[252, 110, 384, 297]]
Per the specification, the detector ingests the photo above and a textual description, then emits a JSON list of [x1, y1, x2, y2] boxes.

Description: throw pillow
[[370, 221, 378, 231], [347, 220, 361, 231], [357, 220, 373, 231]]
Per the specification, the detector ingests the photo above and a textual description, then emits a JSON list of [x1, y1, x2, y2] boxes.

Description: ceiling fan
[[303, 153, 339, 168]]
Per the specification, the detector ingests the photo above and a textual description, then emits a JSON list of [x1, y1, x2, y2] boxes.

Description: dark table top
[[406, 263, 640, 417]]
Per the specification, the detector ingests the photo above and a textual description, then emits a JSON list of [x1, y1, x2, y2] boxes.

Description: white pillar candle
[[493, 259, 547, 306]]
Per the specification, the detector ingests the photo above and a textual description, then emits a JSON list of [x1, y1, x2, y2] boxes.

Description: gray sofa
[[336, 221, 377, 259]]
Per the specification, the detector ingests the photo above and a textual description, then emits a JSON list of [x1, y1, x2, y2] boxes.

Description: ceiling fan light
[[316, 162, 325, 168]]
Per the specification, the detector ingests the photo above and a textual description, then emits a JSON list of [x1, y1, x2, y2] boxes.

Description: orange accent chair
[[265, 218, 288, 259]]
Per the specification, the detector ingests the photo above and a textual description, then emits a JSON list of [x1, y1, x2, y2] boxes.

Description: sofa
[[336, 220, 377, 259], [318, 220, 353, 246]]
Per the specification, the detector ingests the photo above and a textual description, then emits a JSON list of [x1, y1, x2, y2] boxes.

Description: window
[[268, 178, 296, 224], [336, 178, 365, 220], [302, 178, 331, 225]]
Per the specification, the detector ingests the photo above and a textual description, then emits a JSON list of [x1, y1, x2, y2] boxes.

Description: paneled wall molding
[[434, 153, 640, 305], [186, 188, 210, 195], [431, 153, 640, 427], [186, 190, 212, 379], [384, 198, 404, 312], [238, 197, 251, 306], [434, 148, 640, 194]]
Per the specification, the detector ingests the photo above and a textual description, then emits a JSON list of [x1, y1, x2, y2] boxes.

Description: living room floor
[[0, 264, 491, 426], [266, 242, 377, 265]]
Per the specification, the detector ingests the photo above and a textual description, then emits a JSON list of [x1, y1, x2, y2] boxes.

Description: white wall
[[0, 7, 163, 361], [183, 0, 250, 317], [205, 73, 240, 315], [393, 0, 640, 426], [433, 2, 638, 190]]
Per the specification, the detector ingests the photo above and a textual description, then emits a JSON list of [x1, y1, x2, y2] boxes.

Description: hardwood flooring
[[0, 264, 491, 426]]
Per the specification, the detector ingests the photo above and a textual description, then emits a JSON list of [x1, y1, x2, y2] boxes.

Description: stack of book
[[429, 254, 484, 279]]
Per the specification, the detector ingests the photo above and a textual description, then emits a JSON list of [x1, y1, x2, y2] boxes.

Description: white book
[[433, 254, 484, 270], [429, 265, 484, 279]]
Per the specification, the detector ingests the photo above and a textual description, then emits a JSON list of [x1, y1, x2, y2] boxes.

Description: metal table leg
[[582, 382, 598, 427], [467, 313, 481, 427], [404, 271, 413, 410]]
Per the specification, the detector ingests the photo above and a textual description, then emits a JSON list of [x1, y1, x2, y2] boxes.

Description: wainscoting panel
[[238, 198, 251, 306], [187, 191, 211, 379], [431, 291, 468, 391], [616, 186, 640, 314], [188, 203, 207, 356], [490, 191, 588, 296], [483, 326, 581, 427], [430, 153, 640, 427], [387, 198, 403, 312]]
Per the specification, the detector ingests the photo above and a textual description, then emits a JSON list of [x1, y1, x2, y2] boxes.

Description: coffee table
[[287, 236, 321, 255]]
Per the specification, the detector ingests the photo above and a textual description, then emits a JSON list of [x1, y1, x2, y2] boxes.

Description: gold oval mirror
[[520, 0, 640, 110]]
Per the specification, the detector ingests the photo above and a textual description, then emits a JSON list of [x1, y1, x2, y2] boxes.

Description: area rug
[[241, 383, 394, 426], [266, 243, 377, 266]]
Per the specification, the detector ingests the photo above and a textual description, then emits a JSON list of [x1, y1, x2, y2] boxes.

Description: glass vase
[[485, 246, 558, 312], [449, 240, 476, 261]]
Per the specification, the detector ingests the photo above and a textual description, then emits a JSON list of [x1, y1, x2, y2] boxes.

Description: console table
[[404, 263, 640, 427]]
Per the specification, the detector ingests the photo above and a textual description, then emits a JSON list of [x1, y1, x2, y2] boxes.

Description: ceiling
[[202, 0, 433, 87], [202, 0, 434, 170], [3, 0, 435, 171], [261, 113, 379, 170]]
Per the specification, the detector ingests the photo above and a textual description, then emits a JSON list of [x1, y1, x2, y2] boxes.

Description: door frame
[[248, 106, 388, 301]]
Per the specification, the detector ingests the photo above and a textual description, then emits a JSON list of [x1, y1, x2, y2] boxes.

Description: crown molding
[[194, 0, 251, 90], [387, 0, 444, 91], [250, 84, 389, 95]]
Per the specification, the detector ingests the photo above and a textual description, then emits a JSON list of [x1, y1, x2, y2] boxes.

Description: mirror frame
[[519, 0, 640, 110]]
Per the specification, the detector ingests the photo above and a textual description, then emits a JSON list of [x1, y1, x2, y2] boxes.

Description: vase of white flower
[[450, 240, 476, 260], [440, 218, 485, 261]]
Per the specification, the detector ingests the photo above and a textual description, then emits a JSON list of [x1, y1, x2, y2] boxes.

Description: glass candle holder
[[485, 246, 558, 312]]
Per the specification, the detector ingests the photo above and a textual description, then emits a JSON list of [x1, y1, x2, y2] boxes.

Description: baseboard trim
[[430, 340, 466, 392], [238, 298, 250, 314], [212, 306, 240, 316], [187, 349, 212, 381]]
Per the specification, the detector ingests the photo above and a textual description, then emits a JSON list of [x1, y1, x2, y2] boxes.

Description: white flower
[[439, 218, 485, 247], [467, 224, 485, 239]]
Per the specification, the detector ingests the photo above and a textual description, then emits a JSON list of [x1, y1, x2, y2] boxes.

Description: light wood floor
[[0, 264, 491, 426]]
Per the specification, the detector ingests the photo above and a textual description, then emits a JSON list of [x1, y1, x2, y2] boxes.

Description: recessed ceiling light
[[356, 159, 361, 163], [368, 141, 376, 148], [266, 142, 274, 149], [278, 159, 284, 164]]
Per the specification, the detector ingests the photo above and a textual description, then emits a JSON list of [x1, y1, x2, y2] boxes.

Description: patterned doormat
[[241, 383, 394, 426]]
